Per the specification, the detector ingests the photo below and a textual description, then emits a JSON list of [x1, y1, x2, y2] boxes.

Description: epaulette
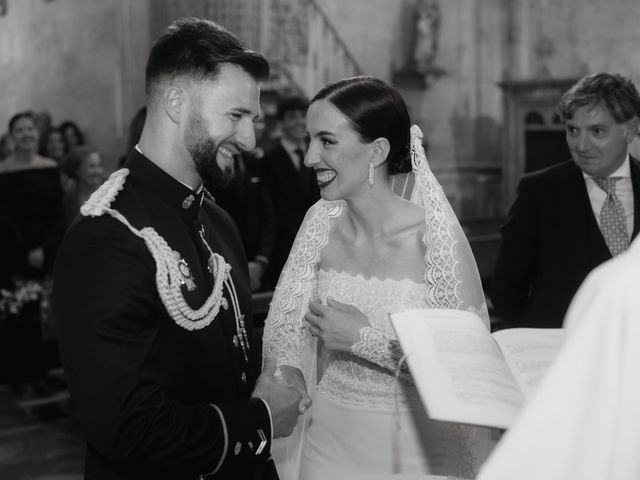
[[80, 168, 129, 217], [76, 167, 239, 333]]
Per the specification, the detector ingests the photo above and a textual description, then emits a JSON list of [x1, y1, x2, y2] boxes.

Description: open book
[[390, 308, 565, 430]]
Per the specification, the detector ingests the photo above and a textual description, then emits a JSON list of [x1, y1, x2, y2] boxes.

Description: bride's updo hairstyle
[[310, 76, 412, 175]]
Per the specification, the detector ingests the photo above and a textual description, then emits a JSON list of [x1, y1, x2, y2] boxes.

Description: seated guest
[[478, 236, 640, 480], [61, 146, 105, 226], [262, 96, 320, 289], [491, 73, 640, 328], [0, 111, 64, 394]]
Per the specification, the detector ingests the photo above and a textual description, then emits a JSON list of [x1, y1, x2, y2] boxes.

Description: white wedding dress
[[263, 127, 495, 479]]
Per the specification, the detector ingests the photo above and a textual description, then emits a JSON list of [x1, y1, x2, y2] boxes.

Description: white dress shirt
[[583, 154, 634, 239]]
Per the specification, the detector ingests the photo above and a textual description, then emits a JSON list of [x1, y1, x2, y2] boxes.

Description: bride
[[262, 76, 495, 479]]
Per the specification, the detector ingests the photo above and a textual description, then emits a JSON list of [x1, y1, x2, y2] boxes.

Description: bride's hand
[[271, 363, 312, 414], [305, 297, 369, 352]]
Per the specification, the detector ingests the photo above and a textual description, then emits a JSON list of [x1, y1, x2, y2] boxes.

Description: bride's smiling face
[[305, 99, 373, 201]]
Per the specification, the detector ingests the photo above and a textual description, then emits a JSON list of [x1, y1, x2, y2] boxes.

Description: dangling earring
[[368, 160, 375, 188]]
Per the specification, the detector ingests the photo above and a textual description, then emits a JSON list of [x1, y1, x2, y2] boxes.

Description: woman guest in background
[[263, 77, 495, 479], [0, 131, 14, 160], [59, 120, 85, 149], [0, 111, 65, 395], [61, 146, 105, 226], [40, 127, 68, 165], [40, 127, 76, 192]]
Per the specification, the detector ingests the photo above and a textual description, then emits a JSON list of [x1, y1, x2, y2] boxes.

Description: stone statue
[[412, 0, 441, 73]]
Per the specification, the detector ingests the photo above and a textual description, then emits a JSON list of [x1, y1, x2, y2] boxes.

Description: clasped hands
[[254, 298, 369, 438]]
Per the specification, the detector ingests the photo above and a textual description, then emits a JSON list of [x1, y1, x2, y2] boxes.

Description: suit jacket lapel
[[556, 162, 591, 281], [629, 155, 640, 239]]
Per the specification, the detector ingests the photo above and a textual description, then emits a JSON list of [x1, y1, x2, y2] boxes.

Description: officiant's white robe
[[477, 237, 640, 480]]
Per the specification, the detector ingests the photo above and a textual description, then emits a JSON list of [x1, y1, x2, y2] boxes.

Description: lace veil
[[402, 125, 488, 324], [263, 125, 489, 479]]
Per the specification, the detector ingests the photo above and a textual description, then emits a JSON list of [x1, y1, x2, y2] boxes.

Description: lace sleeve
[[351, 326, 411, 378], [262, 201, 343, 369]]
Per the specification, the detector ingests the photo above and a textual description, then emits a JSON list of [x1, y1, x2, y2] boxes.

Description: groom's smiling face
[[304, 99, 374, 201]]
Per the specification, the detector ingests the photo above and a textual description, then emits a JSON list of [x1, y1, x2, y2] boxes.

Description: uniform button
[[234, 441, 242, 455], [182, 194, 194, 209], [241, 372, 247, 384]]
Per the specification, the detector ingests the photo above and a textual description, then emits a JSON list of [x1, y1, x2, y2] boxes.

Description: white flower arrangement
[[0, 278, 52, 322]]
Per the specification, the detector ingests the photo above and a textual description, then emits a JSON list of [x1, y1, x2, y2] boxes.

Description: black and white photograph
[[0, 1, 639, 479]]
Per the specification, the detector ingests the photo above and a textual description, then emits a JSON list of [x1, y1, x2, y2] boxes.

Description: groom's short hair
[[145, 17, 269, 100]]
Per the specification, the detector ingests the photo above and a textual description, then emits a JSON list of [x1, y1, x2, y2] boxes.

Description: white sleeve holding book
[[477, 239, 640, 480]]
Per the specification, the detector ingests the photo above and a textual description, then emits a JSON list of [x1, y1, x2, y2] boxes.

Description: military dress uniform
[[53, 149, 276, 480]]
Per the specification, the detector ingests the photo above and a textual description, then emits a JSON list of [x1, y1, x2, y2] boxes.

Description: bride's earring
[[368, 160, 375, 188]]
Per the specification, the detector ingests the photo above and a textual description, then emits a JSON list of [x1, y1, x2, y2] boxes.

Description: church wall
[[4, 0, 640, 200], [314, 0, 505, 218], [507, 0, 640, 161], [0, 0, 150, 171], [318, 0, 640, 217], [506, 0, 640, 81], [314, 0, 405, 83]]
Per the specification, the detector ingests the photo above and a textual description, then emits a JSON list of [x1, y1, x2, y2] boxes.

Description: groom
[[54, 18, 301, 480]]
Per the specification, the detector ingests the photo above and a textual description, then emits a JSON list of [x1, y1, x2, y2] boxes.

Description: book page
[[391, 309, 525, 430], [492, 328, 565, 398]]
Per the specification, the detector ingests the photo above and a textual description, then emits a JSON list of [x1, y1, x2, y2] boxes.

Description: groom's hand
[[252, 363, 302, 438], [273, 364, 312, 413]]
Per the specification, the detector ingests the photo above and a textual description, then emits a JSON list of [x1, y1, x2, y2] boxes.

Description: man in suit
[[491, 73, 640, 328], [207, 149, 276, 292], [53, 18, 301, 480], [262, 96, 320, 289]]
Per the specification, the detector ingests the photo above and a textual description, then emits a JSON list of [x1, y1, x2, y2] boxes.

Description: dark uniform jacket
[[261, 143, 319, 288], [53, 150, 275, 480], [491, 158, 640, 328]]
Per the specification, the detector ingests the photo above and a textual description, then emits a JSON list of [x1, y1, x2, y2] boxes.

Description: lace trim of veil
[[408, 125, 489, 327]]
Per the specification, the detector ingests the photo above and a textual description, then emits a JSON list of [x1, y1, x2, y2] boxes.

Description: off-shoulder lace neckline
[[318, 268, 425, 288]]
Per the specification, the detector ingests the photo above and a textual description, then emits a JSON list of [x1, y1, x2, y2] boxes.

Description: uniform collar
[[125, 148, 205, 221]]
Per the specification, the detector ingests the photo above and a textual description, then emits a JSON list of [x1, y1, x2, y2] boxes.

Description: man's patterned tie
[[592, 177, 629, 256]]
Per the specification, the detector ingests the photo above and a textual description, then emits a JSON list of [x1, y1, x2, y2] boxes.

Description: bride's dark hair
[[310, 76, 412, 175]]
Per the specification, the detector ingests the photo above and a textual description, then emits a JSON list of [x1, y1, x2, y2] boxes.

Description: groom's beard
[[185, 110, 235, 189]]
